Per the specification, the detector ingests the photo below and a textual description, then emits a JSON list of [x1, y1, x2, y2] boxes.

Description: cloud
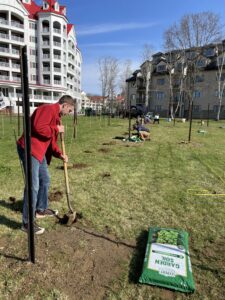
[[77, 22, 158, 36]]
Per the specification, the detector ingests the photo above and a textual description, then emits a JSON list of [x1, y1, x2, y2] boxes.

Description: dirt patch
[[0, 224, 133, 300], [102, 141, 117, 146], [178, 141, 203, 148], [73, 163, 89, 169], [49, 191, 63, 202], [98, 148, 111, 153], [84, 150, 93, 154], [101, 172, 111, 178]]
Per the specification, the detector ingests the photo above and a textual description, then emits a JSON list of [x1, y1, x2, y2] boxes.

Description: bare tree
[[140, 44, 155, 110], [98, 56, 119, 124], [164, 12, 223, 120], [119, 60, 132, 95], [215, 43, 225, 120], [164, 12, 223, 51]]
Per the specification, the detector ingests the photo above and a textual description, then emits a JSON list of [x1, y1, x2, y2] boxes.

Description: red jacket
[[17, 103, 62, 164]]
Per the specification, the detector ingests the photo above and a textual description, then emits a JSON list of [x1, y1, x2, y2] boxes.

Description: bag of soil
[[139, 227, 195, 293]]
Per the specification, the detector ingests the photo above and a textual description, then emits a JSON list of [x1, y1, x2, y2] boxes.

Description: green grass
[[0, 114, 225, 299]]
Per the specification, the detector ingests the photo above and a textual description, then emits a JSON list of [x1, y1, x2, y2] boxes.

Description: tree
[[164, 12, 223, 119], [140, 44, 155, 109], [215, 42, 225, 120], [98, 56, 119, 124], [164, 12, 222, 50], [119, 60, 132, 95]]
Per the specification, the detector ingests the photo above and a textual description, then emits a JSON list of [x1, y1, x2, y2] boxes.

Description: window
[[29, 22, 36, 30], [186, 51, 196, 59], [155, 105, 161, 111], [218, 57, 225, 65], [157, 64, 166, 72], [213, 105, 219, 113], [193, 90, 201, 98], [215, 90, 225, 97], [156, 91, 165, 100], [204, 48, 215, 57], [195, 75, 204, 83], [30, 62, 38, 68], [30, 75, 38, 81], [157, 78, 165, 85], [193, 105, 200, 112], [219, 73, 225, 81], [30, 48, 37, 56], [0, 87, 8, 97], [196, 59, 206, 67], [29, 36, 37, 43]]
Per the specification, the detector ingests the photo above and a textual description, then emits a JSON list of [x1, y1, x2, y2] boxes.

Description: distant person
[[17, 95, 75, 235], [133, 122, 150, 141], [153, 113, 160, 124]]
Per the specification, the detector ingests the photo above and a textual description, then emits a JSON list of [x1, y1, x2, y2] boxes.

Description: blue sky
[[60, 0, 225, 94]]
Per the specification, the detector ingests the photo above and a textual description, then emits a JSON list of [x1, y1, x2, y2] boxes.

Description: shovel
[[59, 124, 76, 225]]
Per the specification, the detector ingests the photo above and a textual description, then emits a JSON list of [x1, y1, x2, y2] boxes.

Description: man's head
[[58, 95, 75, 116]]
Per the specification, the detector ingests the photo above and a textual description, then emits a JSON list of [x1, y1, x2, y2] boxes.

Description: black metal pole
[[207, 103, 210, 127], [73, 99, 77, 139], [188, 100, 194, 143], [128, 95, 131, 140], [9, 100, 12, 124], [17, 97, 20, 136], [21, 46, 35, 263]]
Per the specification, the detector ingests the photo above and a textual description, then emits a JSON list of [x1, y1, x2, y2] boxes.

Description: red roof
[[21, 0, 67, 20], [22, 0, 40, 19], [67, 24, 73, 35]]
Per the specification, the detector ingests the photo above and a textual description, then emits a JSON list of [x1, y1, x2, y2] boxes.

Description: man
[[17, 95, 74, 234]]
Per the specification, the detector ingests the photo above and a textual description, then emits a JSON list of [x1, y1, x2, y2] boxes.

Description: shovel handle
[[59, 123, 73, 213]]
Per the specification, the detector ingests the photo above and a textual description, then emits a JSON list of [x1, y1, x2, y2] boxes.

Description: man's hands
[[57, 125, 64, 133], [60, 154, 68, 163]]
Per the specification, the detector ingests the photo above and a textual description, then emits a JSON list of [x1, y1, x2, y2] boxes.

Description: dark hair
[[58, 95, 75, 106]]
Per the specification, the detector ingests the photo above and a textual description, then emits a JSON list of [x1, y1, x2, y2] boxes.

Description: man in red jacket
[[17, 95, 74, 234]]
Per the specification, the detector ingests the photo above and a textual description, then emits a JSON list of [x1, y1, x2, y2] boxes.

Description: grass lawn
[[0, 113, 224, 299]]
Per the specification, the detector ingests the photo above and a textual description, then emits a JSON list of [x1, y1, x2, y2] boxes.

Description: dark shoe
[[36, 208, 58, 219], [21, 222, 45, 235]]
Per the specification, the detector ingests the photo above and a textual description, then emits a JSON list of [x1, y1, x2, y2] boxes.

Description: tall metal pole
[[207, 103, 210, 127], [188, 100, 194, 143], [21, 46, 35, 263], [17, 97, 20, 136]]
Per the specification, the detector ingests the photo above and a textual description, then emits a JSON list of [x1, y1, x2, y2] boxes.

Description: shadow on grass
[[0, 251, 27, 262], [128, 230, 148, 283], [0, 199, 23, 213], [0, 215, 21, 229]]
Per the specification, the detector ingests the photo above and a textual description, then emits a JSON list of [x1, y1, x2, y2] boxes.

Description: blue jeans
[[17, 144, 50, 224]]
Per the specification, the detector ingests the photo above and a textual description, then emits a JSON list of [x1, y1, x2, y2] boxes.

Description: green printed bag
[[139, 227, 195, 293]]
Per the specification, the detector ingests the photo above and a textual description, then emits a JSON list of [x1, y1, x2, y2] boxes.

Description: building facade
[[0, 0, 82, 113], [126, 42, 225, 119]]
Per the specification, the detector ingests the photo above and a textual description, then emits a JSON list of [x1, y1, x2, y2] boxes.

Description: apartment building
[[0, 0, 82, 113], [126, 42, 225, 119]]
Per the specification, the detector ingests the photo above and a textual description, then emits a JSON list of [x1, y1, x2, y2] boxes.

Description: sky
[[55, 0, 225, 94]]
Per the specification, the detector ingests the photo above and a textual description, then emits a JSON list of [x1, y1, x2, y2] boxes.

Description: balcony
[[54, 55, 61, 60], [54, 80, 61, 85], [12, 63, 20, 69], [34, 95, 42, 99], [53, 28, 61, 34], [53, 41, 61, 47], [42, 28, 49, 33], [54, 67, 61, 72], [0, 33, 9, 40], [43, 54, 50, 59], [0, 62, 9, 67], [43, 79, 50, 84], [0, 47, 9, 53], [12, 77, 21, 82], [43, 67, 50, 72], [44, 96, 52, 100], [0, 19, 8, 26], [11, 35, 24, 43], [42, 41, 50, 46], [12, 49, 20, 55], [11, 21, 24, 29], [0, 75, 9, 81]]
